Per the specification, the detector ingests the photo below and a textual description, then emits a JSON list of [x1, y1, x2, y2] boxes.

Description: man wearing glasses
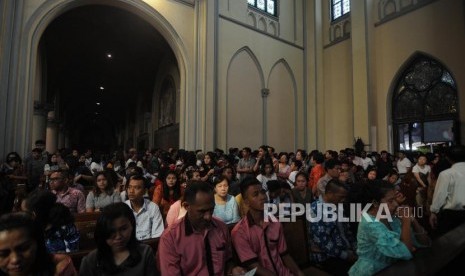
[[49, 169, 86, 213]]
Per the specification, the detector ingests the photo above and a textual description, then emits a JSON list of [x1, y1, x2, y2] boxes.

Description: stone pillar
[[192, 0, 218, 150], [351, 0, 370, 145], [261, 88, 270, 145], [46, 111, 58, 153], [32, 101, 49, 148], [58, 124, 65, 150], [64, 133, 70, 149]]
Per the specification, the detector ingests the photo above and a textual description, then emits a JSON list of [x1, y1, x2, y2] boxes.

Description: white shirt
[[90, 162, 103, 175], [125, 199, 165, 240], [430, 162, 465, 213], [287, 171, 298, 188], [412, 164, 431, 175], [257, 173, 277, 191], [397, 158, 412, 174], [361, 157, 374, 171]]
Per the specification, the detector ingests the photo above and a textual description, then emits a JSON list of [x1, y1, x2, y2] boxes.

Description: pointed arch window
[[248, 0, 278, 17], [332, 0, 350, 21], [392, 55, 459, 151]]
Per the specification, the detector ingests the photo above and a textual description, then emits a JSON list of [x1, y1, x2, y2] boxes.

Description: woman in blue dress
[[349, 180, 431, 276], [212, 176, 240, 224]]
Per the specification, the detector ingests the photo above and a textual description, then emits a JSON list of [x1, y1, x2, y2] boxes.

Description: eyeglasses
[[49, 178, 63, 182]]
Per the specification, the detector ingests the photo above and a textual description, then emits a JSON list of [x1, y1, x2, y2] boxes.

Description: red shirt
[[309, 163, 325, 190], [159, 216, 232, 276], [231, 213, 292, 275]]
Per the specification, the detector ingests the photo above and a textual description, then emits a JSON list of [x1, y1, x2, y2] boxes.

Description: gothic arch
[[227, 46, 265, 88], [388, 52, 459, 151], [225, 46, 265, 148], [267, 59, 298, 150], [15, 0, 190, 154]]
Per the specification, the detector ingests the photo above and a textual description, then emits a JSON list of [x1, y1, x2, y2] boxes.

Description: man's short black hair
[[127, 174, 146, 188], [291, 159, 303, 169], [35, 139, 45, 145], [240, 176, 261, 199], [266, 180, 281, 193], [52, 169, 69, 179], [324, 158, 341, 171], [184, 181, 214, 205], [313, 152, 324, 164], [446, 145, 465, 163], [325, 179, 347, 194]]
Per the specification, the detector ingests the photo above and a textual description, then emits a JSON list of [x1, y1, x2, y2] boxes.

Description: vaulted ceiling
[[41, 5, 173, 151]]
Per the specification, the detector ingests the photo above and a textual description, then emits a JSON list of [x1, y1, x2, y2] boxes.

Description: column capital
[[34, 101, 54, 116], [261, 88, 270, 98]]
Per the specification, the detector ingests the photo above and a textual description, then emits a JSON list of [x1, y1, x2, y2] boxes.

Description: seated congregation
[[1, 144, 465, 275]]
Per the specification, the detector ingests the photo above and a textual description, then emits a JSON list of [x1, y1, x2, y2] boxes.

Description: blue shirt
[[213, 194, 240, 224], [45, 223, 80, 253], [125, 199, 164, 240], [308, 199, 356, 263], [348, 214, 413, 276]]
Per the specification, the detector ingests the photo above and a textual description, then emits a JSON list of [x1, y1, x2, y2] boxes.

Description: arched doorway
[[41, 5, 178, 153], [391, 53, 459, 152], [16, 0, 189, 156]]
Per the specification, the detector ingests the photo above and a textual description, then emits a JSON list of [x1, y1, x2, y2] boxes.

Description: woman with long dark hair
[[79, 203, 157, 275], [0, 212, 77, 275], [86, 171, 121, 212], [152, 170, 182, 217]]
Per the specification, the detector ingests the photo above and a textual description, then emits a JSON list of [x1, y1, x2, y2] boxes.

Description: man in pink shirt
[[49, 169, 85, 213], [159, 181, 245, 276], [232, 177, 304, 276]]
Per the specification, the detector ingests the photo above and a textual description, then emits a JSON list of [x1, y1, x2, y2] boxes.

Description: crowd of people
[[1, 140, 464, 275]]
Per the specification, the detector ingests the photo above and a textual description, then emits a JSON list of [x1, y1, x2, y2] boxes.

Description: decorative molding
[[170, 0, 195, 8], [261, 88, 270, 98], [376, 0, 438, 27], [33, 101, 54, 116], [324, 33, 351, 49], [247, 7, 279, 37], [328, 16, 351, 45], [219, 14, 303, 50]]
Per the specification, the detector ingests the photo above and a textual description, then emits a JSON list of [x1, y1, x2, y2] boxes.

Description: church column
[[351, 0, 370, 147], [193, 0, 218, 150], [262, 88, 270, 145], [64, 133, 70, 149], [46, 111, 58, 153], [32, 101, 48, 148], [58, 124, 65, 150], [0, 0, 26, 158]]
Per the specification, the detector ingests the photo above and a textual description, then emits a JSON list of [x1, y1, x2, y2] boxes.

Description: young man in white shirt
[[125, 175, 164, 240], [430, 146, 465, 236]]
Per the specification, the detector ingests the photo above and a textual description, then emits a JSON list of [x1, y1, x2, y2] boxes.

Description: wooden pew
[[74, 212, 100, 223], [377, 222, 465, 275], [282, 216, 331, 276], [282, 216, 312, 268], [74, 212, 100, 251]]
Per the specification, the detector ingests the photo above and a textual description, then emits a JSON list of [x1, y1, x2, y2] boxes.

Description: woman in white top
[[412, 153, 431, 209], [256, 160, 277, 191]]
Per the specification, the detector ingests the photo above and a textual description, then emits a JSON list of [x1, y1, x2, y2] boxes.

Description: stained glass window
[[248, 0, 277, 17], [332, 0, 350, 21], [392, 55, 459, 151]]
